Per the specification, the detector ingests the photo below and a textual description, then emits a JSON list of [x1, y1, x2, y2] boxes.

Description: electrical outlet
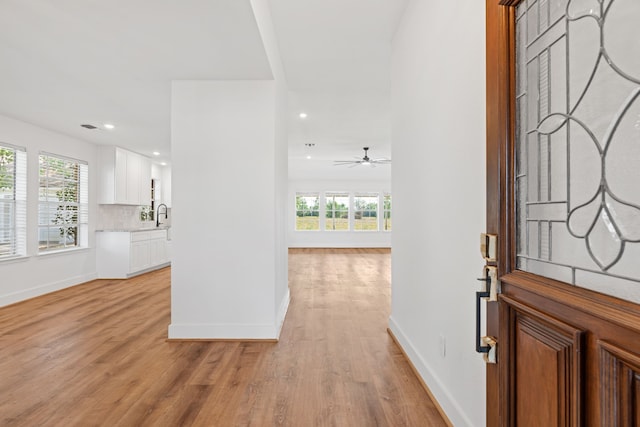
[[440, 334, 446, 358]]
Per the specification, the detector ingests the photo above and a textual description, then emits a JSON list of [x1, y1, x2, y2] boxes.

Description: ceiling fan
[[333, 147, 391, 167]]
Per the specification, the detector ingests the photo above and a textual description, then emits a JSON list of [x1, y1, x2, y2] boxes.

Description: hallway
[[0, 249, 447, 426]]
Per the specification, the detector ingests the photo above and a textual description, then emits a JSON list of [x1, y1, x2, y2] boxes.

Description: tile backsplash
[[97, 204, 171, 231]]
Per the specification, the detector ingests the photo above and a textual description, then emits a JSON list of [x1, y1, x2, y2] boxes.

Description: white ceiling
[[0, 0, 407, 180], [270, 0, 406, 181]]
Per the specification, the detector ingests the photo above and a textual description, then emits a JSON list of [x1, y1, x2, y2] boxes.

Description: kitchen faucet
[[156, 203, 168, 227]]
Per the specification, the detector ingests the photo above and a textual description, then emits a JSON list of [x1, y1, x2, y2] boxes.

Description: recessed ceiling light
[[160, 162, 167, 166], [299, 112, 307, 119], [153, 151, 160, 156], [103, 123, 115, 130], [306, 155, 311, 159]]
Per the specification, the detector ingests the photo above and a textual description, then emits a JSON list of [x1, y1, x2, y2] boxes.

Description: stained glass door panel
[[515, 0, 640, 303]]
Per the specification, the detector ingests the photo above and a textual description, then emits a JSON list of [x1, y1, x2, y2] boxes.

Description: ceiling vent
[[81, 124, 98, 129]]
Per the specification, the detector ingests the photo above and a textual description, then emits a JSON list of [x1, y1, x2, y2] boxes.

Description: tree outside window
[[354, 193, 378, 231], [325, 193, 349, 231], [0, 148, 16, 256], [38, 154, 88, 252], [0, 145, 26, 258], [383, 194, 392, 231], [295, 193, 320, 230]]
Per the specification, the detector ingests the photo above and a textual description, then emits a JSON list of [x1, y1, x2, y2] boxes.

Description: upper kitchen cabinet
[[161, 165, 172, 208], [98, 146, 151, 205], [150, 163, 172, 208]]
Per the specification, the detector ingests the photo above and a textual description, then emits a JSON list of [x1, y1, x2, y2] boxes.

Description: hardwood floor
[[0, 249, 447, 426]]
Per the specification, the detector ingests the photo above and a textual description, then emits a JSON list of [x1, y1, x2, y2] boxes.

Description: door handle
[[476, 266, 498, 363]]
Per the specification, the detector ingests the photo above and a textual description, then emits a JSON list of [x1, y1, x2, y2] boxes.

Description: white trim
[[275, 288, 291, 338], [0, 272, 97, 307], [169, 287, 290, 340], [0, 141, 26, 152], [0, 145, 27, 258], [36, 246, 91, 258], [168, 322, 281, 340], [39, 150, 88, 165], [0, 254, 29, 264], [388, 316, 475, 427], [126, 262, 171, 279]]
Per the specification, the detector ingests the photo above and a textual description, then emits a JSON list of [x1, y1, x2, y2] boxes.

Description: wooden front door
[[486, 1, 640, 425]]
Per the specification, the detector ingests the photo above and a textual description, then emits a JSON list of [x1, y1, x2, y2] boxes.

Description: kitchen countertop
[[96, 226, 171, 233]]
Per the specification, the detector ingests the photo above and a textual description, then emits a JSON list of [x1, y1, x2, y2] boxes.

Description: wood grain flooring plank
[[0, 252, 447, 426]]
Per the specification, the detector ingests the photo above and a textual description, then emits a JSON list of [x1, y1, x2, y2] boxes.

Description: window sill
[[37, 246, 91, 258], [0, 255, 30, 265]]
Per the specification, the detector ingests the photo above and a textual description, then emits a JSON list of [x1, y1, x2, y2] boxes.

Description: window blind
[[38, 153, 89, 252], [0, 143, 27, 259]]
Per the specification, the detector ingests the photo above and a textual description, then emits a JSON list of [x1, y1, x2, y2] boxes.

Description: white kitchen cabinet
[[98, 146, 152, 205], [149, 237, 167, 265], [130, 240, 151, 272], [138, 155, 151, 206], [161, 166, 172, 208], [114, 148, 128, 203], [96, 229, 170, 278]]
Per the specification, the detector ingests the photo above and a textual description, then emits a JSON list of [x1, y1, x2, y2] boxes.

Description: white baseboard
[[168, 322, 281, 340], [288, 243, 391, 248], [168, 289, 291, 341], [0, 272, 98, 307], [388, 316, 475, 427], [275, 288, 290, 338]]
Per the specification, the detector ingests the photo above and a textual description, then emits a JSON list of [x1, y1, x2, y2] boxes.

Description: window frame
[[325, 192, 350, 231], [295, 192, 321, 231], [353, 193, 379, 232], [38, 152, 89, 253], [0, 143, 27, 260], [383, 193, 392, 232]]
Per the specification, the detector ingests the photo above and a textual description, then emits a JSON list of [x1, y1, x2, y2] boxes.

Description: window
[[38, 153, 88, 252], [0, 144, 26, 259], [354, 193, 378, 231], [383, 194, 392, 231], [295, 192, 320, 230], [325, 192, 349, 231]]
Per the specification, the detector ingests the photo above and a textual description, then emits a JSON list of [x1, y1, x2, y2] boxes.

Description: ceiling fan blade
[[348, 163, 360, 168], [334, 148, 390, 166]]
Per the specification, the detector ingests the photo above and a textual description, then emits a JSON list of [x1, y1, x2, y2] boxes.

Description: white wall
[[170, 80, 289, 339], [0, 114, 98, 307], [169, 1, 289, 340], [251, 0, 290, 339], [389, 1, 487, 426], [288, 179, 392, 248]]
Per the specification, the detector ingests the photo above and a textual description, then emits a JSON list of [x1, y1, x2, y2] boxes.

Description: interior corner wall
[[0, 114, 98, 307], [389, 1, 487, 426], [288, 179, 392, 248], [250, 0, 290, 335], [273, 80, 289, 332], [169, 80, 282, 339]]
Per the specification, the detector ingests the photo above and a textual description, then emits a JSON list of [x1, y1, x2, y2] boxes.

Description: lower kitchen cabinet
[[96, 229, 170, 278]]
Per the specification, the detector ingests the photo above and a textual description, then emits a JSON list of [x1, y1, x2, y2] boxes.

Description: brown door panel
[[500, 294, 583, 427]]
